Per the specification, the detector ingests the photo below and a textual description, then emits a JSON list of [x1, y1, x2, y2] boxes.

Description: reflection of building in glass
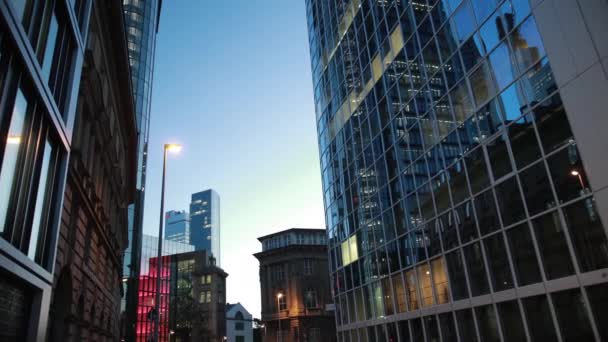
[[135, 236, 227, 342], [121, 0, 162, 340], [255, 229, 335, 342], [165, 210, 191, 244], [305, 0, 608, 340], [190, 189, 221, 265]]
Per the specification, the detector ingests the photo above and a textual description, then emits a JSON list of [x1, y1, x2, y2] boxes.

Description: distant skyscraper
[[305, 0, 608, 341], [190, 189, 221, 265], [165, 210, 191, 244]]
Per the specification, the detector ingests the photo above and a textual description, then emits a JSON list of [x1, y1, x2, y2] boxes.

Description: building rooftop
[[257, 228, 326, 252]]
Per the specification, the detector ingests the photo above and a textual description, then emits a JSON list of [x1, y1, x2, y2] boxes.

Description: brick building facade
[[48, 1, 137, 341]]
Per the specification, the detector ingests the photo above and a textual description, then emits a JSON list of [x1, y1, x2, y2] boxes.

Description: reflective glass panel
[[439, 312, 458, 342], [475, 304, 500, 342], [522, 295, 558, 342], [28, 140, 53, 261], [0, 89, 28, 232], [497, 300, 526, 342], [431, 257, 450, 304], [562, 199, 608, 272], [552, 289, 595, 342], [507, 113, 541, 169], [456, 309, 479, 342], [489, 42, 516, 91], [519, 161, 556, 216], [484, 233, 514, 291], [547, 144, 588, 203], [424, 315, 440, 342], [506, 223, 542, 286], [474, 189, 500, 235], [446, 249, 468, 300], [464, 242, 490, 296], [532, 211, 575, 280], [494, 177, 525, 226], [586, 283, 608, 341], [510, 17, 545, 74]]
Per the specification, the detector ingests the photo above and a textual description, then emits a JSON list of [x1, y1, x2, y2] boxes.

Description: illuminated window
[[278, 294, 287, 311], [341, 235, 359, 266]]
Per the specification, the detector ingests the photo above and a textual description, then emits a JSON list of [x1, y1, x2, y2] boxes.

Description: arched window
[[235, 311, 244, 330]]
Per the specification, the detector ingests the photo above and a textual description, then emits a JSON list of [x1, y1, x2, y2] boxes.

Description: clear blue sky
[[142, 1, 325, 317]]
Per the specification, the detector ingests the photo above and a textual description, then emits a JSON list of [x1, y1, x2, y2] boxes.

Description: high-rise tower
[[121, 0, 162, 340], [165, 209, 191, 244], [190, 189, 221, 265], [305, 0, 608, 341]]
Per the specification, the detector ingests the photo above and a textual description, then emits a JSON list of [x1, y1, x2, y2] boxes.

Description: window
[[235, 336, 244, 342], [562, 199, 608, 272], [304, 259, 313, 275], [431, 257, 450, 304], [439, 313, 458, 342], [446, 250, 468, 300], [0, 79, 61, 267], [304, 289, 318, 309], [235, 322, 244, 331], [456, 309, 478, 342], [586, 283, 608, 341], [464, 242, 490, 296], [475, 304, 500, 342], [552, 289, 595, 341], [201, 274, 212, 285], [483, 233, 514, 291], [506, 223, 542, 285], [497, 300, 526, 342], [274, 264, 285, 281], [278, 293, 287, 311], [532, 211, 575, 280], [198, 291, 211, 303], [522, 295, 558, 341]]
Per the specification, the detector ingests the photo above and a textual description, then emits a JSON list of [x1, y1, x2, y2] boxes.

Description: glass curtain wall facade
[[305, 0, 608, 341], [121, 0, 161, 340], [0, 0, 87, 340], [190, 189, 221, 265]]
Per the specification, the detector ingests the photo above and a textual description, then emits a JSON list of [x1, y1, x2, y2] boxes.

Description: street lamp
[[276, 292, 283, 342], [153, 143, 182, 342], [571, 170, 585, 189]]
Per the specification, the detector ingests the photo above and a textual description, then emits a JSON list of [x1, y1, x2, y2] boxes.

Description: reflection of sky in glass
[[499, 83, 526, 121]]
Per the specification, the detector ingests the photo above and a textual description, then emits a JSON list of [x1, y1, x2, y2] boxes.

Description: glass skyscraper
[[121, 0, 162, 340], [305, 0, 608, 341], [165, 209, 191, 244], [190, 189, 221, 265]]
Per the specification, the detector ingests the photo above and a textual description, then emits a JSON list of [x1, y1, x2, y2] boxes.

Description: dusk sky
[[142, 1, 325, 317]]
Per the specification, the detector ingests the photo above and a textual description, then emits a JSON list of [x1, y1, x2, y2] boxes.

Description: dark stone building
[[48, 1, 137, 341], [167, 251, 228, 342], [254, 228, 336, 342]]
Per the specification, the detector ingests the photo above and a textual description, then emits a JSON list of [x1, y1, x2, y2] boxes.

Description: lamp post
[[571, 170, 585, 189], [276, 292, 283, 342], [153, 143, 182, 342]]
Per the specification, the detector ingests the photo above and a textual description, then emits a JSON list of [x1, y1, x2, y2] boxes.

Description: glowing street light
[[152, 143, 182, 342], [276, 292, 284, 342], [571, 170, 585, 189]]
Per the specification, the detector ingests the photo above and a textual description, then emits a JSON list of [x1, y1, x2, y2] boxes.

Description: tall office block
[[190, 189, 221, 265], [305, 0, 608, 341], [0, 0, 90, 340], [165, 209, 191, 244], [120, 0, 161, 340]]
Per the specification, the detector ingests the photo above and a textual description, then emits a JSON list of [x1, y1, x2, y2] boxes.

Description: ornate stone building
[[255, 228, 336, 342], [48, 1, 137, 341]]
